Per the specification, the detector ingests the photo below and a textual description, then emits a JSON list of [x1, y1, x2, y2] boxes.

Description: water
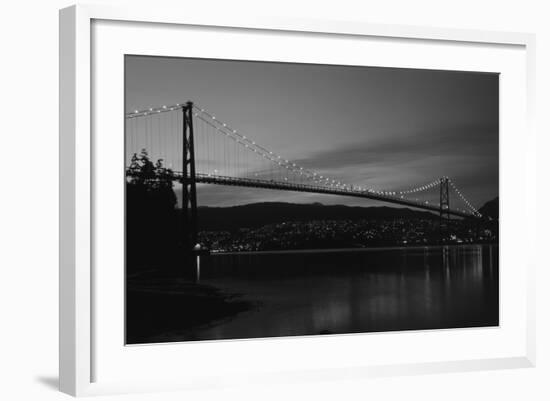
[[170, 245, 498, 341]]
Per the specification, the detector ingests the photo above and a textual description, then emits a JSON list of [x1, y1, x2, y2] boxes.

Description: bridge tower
[[181, 101, 199, 276], [439, 177, 450, 243]]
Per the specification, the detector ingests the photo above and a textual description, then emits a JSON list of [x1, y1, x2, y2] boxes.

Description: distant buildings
[[199, 218, 497, 252]]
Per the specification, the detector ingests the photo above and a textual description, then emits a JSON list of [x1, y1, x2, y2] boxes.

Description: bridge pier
[[439, 177, 450, 244], [181, 101, 200, 280]]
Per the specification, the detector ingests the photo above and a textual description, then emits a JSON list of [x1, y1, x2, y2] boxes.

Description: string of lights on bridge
[[192, 104, 370, 192], [125, 103, 482, 217], [397, 178, 441, 195], [126, 104, 185, 118], [449, 179, 482, 217], [396, 177, 482, 217]]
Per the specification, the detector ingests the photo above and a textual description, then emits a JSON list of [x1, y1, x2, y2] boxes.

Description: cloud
[[293, 123, 498, 172]]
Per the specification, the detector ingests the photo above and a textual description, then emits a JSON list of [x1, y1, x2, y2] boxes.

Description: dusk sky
[[125, 55, 498, 209]]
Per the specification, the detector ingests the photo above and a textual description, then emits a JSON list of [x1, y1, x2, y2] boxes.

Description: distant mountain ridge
[[478, 197, 498, 219], [195, 198, 499, 231], [197, 202, 440, 232]]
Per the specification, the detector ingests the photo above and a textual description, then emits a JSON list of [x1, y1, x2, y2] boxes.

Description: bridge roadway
[[189, 173, 478, 219]]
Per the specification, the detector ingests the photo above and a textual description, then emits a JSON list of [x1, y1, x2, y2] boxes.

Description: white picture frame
[[59, 4, 536, 397]]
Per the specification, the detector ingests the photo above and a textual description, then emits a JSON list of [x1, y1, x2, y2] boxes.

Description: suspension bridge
[[125, 101, 483, 269]]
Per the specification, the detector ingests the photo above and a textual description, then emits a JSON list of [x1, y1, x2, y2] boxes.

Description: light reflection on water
[[188, 245, 498, 341]]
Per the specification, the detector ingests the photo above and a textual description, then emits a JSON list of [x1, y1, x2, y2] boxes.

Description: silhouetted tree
[[126, 150, 179, 275]]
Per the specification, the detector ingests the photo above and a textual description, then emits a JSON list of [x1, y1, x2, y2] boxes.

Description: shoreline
[[211, 243, 498, 256]]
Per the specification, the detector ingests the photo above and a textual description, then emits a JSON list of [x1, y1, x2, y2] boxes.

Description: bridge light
[[134, 110, 139, 113], [162, 105, 167, 109]]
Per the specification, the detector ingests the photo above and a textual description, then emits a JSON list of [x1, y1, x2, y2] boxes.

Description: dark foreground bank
[[126, 274, 253, 344]]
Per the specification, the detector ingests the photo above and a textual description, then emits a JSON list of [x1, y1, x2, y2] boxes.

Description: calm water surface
[[178, 245, 498, 341]]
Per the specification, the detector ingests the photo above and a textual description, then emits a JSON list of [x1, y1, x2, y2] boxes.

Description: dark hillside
[[196, 202, 439, 231]]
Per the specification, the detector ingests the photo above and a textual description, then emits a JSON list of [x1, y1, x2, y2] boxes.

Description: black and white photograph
[[3, 0, 549, 399], [124, 56, 499, 345]]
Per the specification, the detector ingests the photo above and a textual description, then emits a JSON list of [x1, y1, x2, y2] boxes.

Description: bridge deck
[[190, 173, 478, 219]]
